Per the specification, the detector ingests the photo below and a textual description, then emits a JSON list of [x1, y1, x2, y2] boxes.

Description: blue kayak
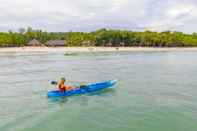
[[47, 80, 117, 98]]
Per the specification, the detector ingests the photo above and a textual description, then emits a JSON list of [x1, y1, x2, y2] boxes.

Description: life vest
[[58, 84, 65, 92]]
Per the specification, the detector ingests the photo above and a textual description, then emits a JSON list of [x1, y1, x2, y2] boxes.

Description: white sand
[[1, 47, 197, 53]]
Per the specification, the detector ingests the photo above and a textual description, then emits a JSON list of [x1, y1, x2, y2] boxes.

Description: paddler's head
[[60, 77, 66, 83]]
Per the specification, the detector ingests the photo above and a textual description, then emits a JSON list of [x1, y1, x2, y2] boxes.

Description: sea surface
[[0, 51, 197, 131]]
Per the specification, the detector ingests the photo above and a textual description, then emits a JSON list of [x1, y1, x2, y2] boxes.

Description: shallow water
[[0, 51, 197, 131]]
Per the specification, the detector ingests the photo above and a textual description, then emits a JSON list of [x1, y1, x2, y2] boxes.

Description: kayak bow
[[47, 79, 117, 98]]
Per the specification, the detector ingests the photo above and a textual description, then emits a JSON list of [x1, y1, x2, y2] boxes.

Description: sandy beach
[[1, 47, 197, 53]]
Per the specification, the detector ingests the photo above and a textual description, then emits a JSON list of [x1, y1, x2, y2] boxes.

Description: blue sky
[[0, 0, 197, 33]]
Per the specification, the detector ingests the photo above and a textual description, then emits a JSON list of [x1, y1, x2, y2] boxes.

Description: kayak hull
[[47, 80, 117, 98]]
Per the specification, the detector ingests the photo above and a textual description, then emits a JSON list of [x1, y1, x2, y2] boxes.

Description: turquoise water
[[0, 51, 197, 131]]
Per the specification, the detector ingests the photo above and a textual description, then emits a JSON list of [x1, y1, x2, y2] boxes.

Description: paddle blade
[[51, 81, 58, 85]]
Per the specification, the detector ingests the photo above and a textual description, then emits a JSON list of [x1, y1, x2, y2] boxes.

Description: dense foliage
[[0, 27, 68, 47], [0, 27, 197, 47]]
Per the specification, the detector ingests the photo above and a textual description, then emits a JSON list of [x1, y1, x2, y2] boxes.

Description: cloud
[[0, 0, 196, 33], [143, 0, 197, 33]]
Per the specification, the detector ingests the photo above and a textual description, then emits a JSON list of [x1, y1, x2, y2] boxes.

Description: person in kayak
[[58, 77, 75, 92]]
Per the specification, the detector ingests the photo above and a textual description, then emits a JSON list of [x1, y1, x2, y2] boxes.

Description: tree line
[[0, 27, 67, 47], [0, 27, 197, 47]]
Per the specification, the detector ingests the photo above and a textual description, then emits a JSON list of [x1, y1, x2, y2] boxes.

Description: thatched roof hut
[[27, 39, 42, 46], [105, 42, 112, 47], [46, 40, 66, 47]]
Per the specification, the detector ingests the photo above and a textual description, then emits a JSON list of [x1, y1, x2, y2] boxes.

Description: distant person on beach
[[58, 77, 75, 92]]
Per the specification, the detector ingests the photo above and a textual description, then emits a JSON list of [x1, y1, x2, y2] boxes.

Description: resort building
[[27, 39, 43, 46]]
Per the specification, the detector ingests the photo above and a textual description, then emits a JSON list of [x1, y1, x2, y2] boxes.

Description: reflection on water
[[48, 88, 116, 107], [48, 97, 69, 107], [86, 88, 116, 97]]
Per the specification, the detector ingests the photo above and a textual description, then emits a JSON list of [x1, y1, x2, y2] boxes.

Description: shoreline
[[1, 47, 197, 53]]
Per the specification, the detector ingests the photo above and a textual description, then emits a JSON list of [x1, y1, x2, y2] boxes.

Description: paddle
[[51, 81, 58, 85], [50, 81, 88, 88], [66, 80, 89, 84], [51, 80, 88, 84]]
